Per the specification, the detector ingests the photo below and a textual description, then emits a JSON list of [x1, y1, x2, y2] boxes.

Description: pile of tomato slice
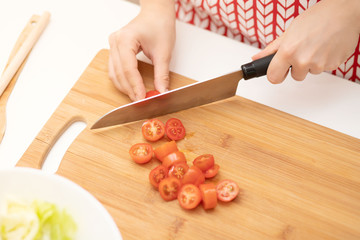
[[129, 118, 240, 210]]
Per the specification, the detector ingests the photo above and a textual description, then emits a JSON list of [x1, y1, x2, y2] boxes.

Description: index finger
[[118, 47, 146, 100], [109, 36, 146, 101], [266, 51, 291, 84]]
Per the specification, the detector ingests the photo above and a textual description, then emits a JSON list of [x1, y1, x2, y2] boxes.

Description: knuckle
[[109, 30, 129, 45], [280, 50, 292, 61], [115, 72, 123, 82], [156, 74, 170, 84], [294, 57, 309, 70], [122, 67, 135, 77], [108, 32, 119, 45], [279, 45, 294, 59]]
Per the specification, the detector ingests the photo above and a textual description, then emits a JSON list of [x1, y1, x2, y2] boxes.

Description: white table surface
[[0, 0, 359, 170]]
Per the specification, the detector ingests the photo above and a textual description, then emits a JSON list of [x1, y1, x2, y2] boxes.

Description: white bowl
[[0, 167, 122, 240]]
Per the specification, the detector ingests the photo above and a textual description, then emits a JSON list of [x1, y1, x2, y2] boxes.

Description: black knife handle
[[241, 53, 275, 80]]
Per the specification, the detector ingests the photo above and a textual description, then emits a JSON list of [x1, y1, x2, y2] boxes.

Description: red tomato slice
[[129, 143, 153, 164], [165, 118, 186, 141], [199, 183, 217, 210], [162, 151, 186, 169], [142, 119, 165, 142], [145, 90, 160, 98], [182, 166, 205, 186], [168, 162, 189, 181], [193, 154, 215, 172], [149, 165, 168, 189], [178, 184, 202, 210], [154, 141, 178, 162], [216, 179, 240, 202], [159, 177, 182, 201], [204, 164, 220, 178]]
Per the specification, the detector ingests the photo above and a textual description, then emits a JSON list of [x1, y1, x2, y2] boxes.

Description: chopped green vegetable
[[0, 198, 77, 240]]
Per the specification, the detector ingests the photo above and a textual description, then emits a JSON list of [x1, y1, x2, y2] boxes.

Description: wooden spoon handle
[[0, 11, 50, 96], [0, 12, 50, 143]]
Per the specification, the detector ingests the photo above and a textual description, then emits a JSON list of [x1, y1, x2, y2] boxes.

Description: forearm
[[347, 0, 360, 32], [140, 0, 176, 18], [321, 0, 360, 33]]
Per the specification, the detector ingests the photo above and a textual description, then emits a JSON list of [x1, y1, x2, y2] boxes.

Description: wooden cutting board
[[17, 49, 360, 240]]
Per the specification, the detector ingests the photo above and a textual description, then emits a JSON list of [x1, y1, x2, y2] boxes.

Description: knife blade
[[91, 54, 275, 129]]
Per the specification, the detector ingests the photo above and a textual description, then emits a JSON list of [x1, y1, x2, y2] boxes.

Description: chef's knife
[[91, 54, 275, 129]]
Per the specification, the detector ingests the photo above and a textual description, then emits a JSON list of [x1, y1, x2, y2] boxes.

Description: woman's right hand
[[108, 0, 176, 101], [252, 0, 360, 84]]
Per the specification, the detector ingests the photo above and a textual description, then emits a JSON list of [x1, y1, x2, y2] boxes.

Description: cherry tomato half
[[162, 151, 187, 169], [182, 166, 205, 186], [168, 162, 189, 181], [129, 143, 153, 164], [178, 184, 202, 210], [204, 164, 220, 178], [145, 90, 160, 98], [216, 179, 240, 202], [154, 141, 178, 162], [142, 119, 165, 142], [165, 118, 186, 141], [199, 183, 217, 210], [149, 165, 168, 189], [193, 154, 215, 172], [159, 177, 182, 201]]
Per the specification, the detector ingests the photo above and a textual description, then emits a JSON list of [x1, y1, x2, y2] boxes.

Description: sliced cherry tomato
[[162, 151, 187, 169], [199, 183, 217, 210], [178, 184, 202, 210], [149, 165, 168, 189], [145, 90, 160, 98], [182, 166, 205, 186], [165, 118, 186, 141], [168, 162, 189, 181], [193, 154, 215, 172], [216, 179, 240, 202], [154, 141, 178, 162], [159, 177, 182, 201], [129, 143, 153, 164], [204, 164, 220, 178], [142, 119, 165, 142]]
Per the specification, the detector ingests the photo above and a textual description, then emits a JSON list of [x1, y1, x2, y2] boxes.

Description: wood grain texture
[[0, 12, 50, 96], [0, 14, 42, 143], [17, 49, 360, 240]]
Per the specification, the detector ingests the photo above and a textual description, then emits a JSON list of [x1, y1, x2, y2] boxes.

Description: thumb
[[252, 37, 282, 60], [152, 55, 171, 93]]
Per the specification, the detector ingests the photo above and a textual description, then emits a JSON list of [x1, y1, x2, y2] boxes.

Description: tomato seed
[[135, 146, 148, 156]]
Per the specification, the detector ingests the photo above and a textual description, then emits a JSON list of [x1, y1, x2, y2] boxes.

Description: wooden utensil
[[17, 50, 360, 240], [0, 12, 50, 143]]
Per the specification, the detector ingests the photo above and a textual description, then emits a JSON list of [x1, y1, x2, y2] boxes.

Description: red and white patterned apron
[[175, 0, 360, 83]]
